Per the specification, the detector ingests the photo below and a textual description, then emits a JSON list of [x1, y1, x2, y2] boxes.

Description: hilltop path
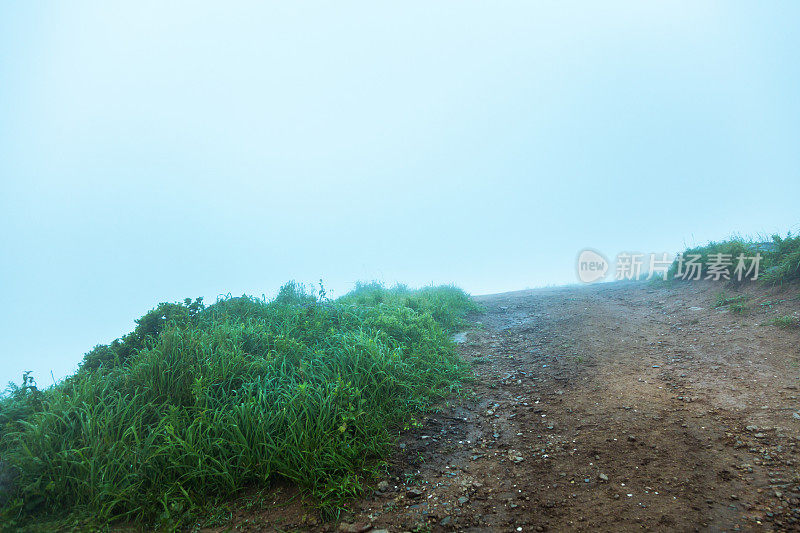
[[340, 281, 800, 532], [225, 281, 800, 532]]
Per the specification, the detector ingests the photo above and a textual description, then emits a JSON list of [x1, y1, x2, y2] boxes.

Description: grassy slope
[[0, 282, 480, 530]]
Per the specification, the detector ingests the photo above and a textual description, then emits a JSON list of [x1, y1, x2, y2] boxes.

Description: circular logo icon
[[576, 249, 609, 283]]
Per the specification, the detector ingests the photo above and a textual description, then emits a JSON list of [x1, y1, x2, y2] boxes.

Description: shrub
[[78, 297, 205, 373]]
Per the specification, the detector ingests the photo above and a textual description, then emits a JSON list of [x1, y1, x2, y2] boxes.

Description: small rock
[[406, 487, 424, 499], [599, 473, 609, 482], [377, 481, 391, 492], [458, 496, 469, 505], [337, 522, 372, 533], [628, 435, 637, 442]]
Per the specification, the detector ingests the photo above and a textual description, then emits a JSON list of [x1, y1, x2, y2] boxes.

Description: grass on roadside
[[670, 231, 800, 286], [714, 292, 749, 314], [0, 282, 478, 530], [772, 315, 800, 329]]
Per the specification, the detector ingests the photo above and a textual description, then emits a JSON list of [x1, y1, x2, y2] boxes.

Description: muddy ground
[[219, 280, 800, 532]]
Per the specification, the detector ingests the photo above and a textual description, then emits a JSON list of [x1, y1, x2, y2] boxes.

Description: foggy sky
[[2, 1, 799, 387]]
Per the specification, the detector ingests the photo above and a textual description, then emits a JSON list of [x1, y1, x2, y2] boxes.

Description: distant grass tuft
[[671, 231, 800, 286], [668, 238, 759, 281], [761, 233, 800, 285], [0, 282, 477, 529]]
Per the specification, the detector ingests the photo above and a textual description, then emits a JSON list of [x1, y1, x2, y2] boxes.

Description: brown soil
[[215, 280, 800, 532]]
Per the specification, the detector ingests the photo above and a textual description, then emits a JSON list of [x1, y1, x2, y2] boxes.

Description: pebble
[[406, 487, 424, 498], [337, 522, 372, 533]]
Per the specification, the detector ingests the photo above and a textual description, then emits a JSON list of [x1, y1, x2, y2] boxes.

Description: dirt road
[[337, 281, 800, 532], [228, 280, 800, 532]]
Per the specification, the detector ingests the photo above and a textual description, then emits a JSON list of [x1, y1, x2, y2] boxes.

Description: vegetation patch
[[0, 282, 479, 530], [772, 315, 800, 329], [714, 293, 749, 314], [671, 232, 800, 285]]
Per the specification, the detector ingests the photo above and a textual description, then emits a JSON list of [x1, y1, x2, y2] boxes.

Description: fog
[[2, 1, 799, 387]]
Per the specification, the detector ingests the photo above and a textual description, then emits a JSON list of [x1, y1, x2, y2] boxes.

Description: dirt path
[[226, 281, 800, 532]]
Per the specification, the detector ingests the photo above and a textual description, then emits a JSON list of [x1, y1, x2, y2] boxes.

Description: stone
[[337, 522, 372, 533], [406, 487, 424, 498]]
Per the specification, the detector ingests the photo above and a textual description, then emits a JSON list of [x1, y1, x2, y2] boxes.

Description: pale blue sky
[[1, 1, 799, 386]]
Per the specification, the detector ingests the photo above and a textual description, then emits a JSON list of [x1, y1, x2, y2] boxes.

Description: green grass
[[772, 315, 799, 329], [714, 292, 749, 314], [670, 231, 800, 285], [0, 282, 478, 530], [336, 281, 481, 333], [761, 233, 800, 285]]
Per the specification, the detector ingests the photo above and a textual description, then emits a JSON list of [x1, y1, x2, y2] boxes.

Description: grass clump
[[0, 282, 476, 529], [772, 315, 799, 329], [761, 233, 800, 285], [714, 292, 749, 314], [668, 238, 759, 281], [671, 231, 800, 285], [337, 282, 481, 333]]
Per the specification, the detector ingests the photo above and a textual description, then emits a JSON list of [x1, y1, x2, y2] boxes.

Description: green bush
[[0, 282, 476, 529]]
